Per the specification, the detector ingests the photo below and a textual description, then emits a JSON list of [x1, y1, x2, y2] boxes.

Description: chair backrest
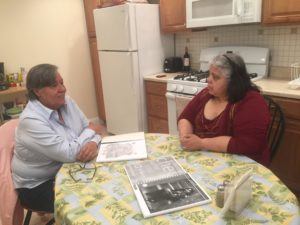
[[263, 95, 285, 161], [0, 119, 55, 225], [0, 119, 24, 225]]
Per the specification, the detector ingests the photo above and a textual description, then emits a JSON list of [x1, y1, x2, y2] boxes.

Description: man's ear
[[33, 88, 41, 98]]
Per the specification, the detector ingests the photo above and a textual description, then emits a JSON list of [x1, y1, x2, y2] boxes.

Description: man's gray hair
[[26, 64, 58, 100]]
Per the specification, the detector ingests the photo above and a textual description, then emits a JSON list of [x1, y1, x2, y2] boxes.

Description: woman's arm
[[227, 92, 270, 155], [18, 118, 88, 163], [178, 119, 193, 138], [181, 134, 230, 152]]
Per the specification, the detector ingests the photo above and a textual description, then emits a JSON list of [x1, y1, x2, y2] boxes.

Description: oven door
[[166, 92, 194, 135]]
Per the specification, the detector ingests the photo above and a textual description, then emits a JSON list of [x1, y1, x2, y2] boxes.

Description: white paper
[[96, 132, 147, 162]]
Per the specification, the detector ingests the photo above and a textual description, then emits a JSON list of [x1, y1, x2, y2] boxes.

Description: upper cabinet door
[[263, 0, 300, 24], [160, 0, 189, 33]]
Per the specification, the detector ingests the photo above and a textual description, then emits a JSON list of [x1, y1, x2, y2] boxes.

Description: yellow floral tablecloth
[[55, 134, 300, 225]]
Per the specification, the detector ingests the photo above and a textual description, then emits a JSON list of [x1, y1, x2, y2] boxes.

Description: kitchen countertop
[[144, 72, 180, 82], [255, 78, 300, 100], [144, 73, 300, 100]]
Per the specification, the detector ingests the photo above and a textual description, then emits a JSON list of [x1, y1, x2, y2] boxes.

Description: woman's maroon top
[[178, 88, 271, 166]]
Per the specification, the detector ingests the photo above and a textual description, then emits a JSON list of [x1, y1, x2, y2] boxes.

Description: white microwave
[[186, 0, 262, 28]]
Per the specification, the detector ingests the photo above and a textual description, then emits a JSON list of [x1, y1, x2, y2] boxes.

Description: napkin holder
[[221, 170, 252, 216]]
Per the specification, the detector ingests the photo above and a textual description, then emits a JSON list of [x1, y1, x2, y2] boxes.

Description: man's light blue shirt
[[12, 96, 101, 189]]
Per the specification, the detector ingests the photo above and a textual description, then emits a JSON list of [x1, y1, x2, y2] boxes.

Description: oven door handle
[[177, 94, 194, 100]]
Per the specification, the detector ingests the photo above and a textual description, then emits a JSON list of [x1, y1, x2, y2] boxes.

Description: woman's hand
[[180, 134, 203, 151], [76, 141, 98, 162], [88, 122, 109, 137]]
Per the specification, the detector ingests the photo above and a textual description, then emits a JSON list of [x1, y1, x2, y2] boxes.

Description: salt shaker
[[216, 184, 225, 208]]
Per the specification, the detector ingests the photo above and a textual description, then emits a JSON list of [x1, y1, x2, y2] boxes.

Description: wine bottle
[[183, 46, 190, 72]]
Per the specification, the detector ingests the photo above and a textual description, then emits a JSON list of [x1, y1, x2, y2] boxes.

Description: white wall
[[0, 0, 98, 119]]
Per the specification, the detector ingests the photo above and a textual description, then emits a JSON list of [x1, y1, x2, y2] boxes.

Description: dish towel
[[175, 94, 193, 119]]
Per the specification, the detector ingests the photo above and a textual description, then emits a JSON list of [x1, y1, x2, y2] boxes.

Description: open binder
[[125, 156, 211, 218], [96, 132, 147, 162]]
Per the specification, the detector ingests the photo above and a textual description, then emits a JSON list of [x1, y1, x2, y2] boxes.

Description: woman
[[178, 53, 270, 166], [12, 64, 107, 213]]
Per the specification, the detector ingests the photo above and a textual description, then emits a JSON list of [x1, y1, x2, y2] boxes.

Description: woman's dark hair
[[210, 53, 259, 103], [26, 64, 58, 100]]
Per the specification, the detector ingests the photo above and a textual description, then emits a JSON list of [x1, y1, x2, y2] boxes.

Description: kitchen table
[[55, 133, 300, 224]]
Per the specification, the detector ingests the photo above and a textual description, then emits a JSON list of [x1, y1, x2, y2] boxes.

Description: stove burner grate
[[248, 73, 258, 79], [174, 70, 209, 83], [174, 71, 259, 82]]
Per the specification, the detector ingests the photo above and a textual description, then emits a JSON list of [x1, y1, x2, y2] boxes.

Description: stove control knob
[[177, 85, 184, 92], [191, 87, 198, 94]]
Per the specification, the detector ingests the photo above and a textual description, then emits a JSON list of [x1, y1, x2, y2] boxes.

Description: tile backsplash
[[175, 24, 300, 78]]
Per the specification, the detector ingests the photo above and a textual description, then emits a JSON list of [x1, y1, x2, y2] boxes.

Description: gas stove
[[167, 46, 270, 95]]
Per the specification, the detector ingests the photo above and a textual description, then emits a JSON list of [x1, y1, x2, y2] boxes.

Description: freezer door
[[134, 4, 174, 76], [94, 4, 137, 51], [99, 51, 143, 134]]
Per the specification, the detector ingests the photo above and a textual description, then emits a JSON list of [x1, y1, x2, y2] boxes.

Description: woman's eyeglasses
[[68, 163, 97, 183]]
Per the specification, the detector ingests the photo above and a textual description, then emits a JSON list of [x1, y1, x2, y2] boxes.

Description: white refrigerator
[[94, 3, 173, 134]]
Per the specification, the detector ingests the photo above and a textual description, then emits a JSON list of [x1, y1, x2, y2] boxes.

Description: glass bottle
[[20, 67, 27, 87], [183, 46, 190, 72]]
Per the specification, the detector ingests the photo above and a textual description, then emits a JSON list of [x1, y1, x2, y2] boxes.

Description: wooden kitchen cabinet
[[159, 0, 189, 33], [263, 0, 300, 25], [99, 0, 125, 8], [83, 0, 106, 121], [268, 95, 300, 199], [145, 81, 169, 133]]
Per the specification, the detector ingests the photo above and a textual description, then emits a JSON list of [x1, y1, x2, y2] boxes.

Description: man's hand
[[180, 134, 203, 151], [76, 141, 98, 162], [88, 122, 109, 137]]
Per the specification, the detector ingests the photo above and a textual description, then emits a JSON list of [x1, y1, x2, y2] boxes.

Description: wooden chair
[[22, 208, 54, 225], [263, 95, 285, 161]]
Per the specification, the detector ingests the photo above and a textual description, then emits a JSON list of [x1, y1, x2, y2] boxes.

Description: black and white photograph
[[139, 173, 210, 214], [125, 156, 211, 217]]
